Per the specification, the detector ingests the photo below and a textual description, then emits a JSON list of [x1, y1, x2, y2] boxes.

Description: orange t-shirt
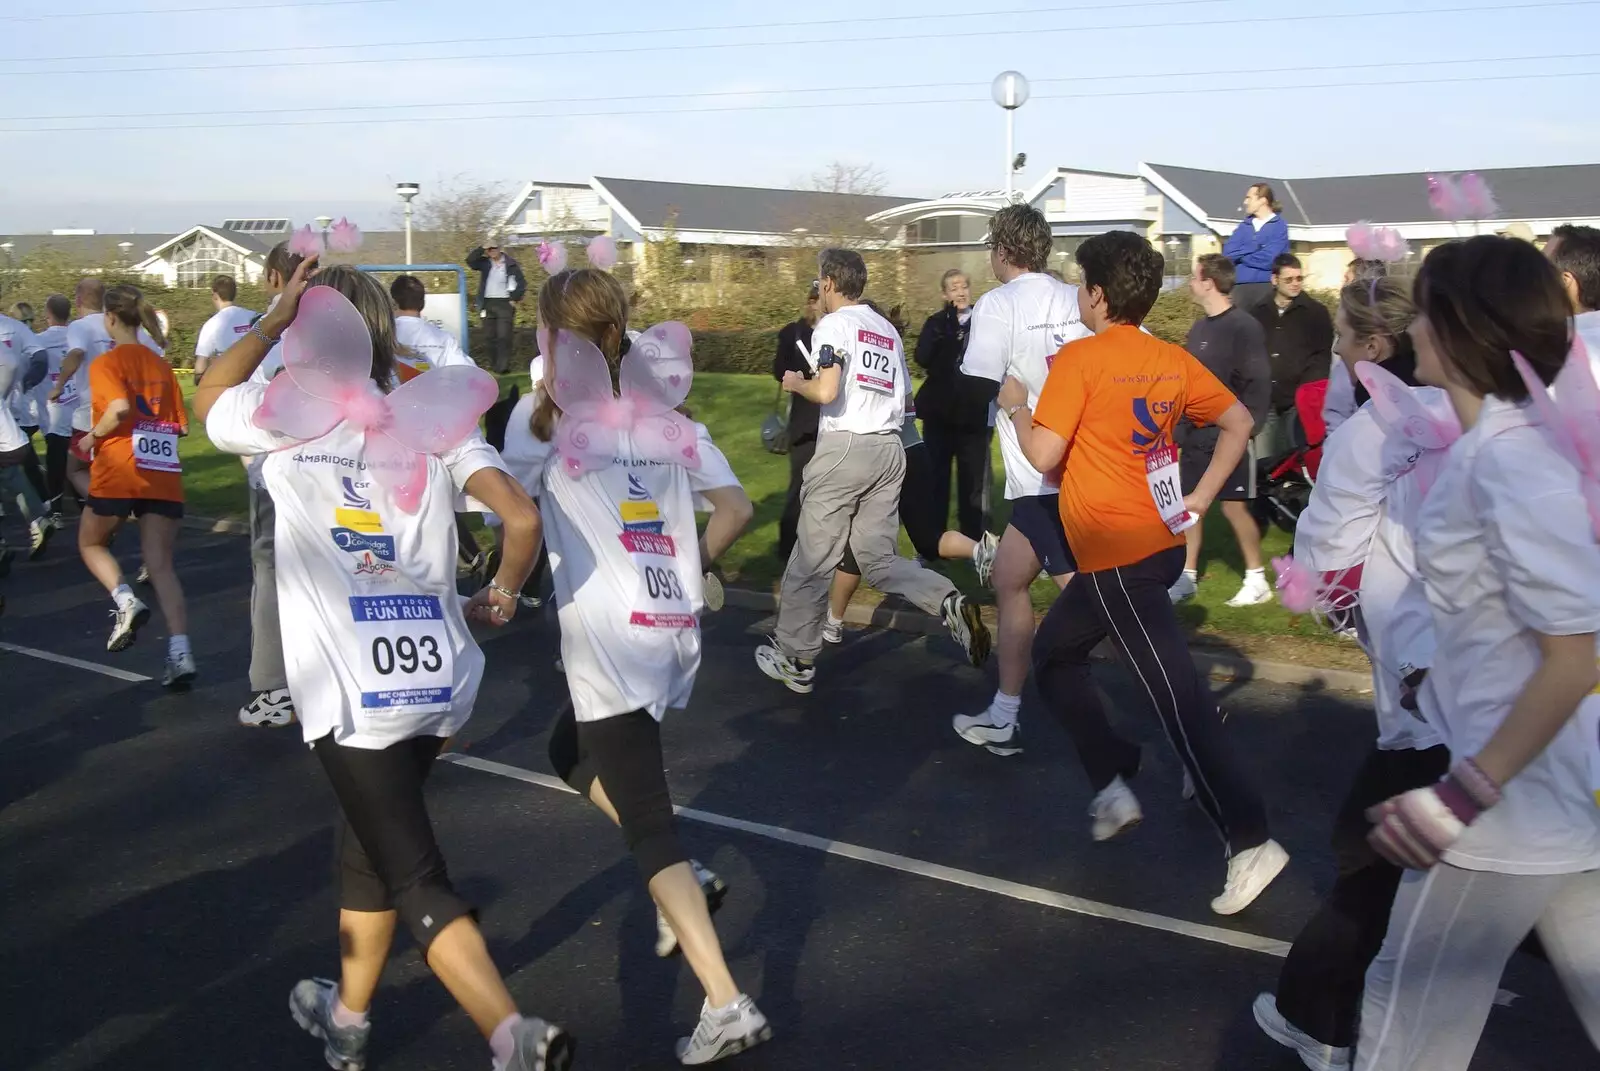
[[88, 343, 188, 502], [1032, 324, 1236, 573]]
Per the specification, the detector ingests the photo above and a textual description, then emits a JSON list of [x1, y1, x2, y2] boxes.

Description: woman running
[[0, 309, 53, 562], [1357, 235, 1600, 1069], [500, 267, 769, 1064], [196, 260, 572, 1071], [77, 285, 191, 686]]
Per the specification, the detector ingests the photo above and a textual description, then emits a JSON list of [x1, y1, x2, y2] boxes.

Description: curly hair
[[987, 204, 1053, 274]]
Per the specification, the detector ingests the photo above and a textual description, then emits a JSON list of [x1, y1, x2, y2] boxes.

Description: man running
[[192, 274, 256, 381], [0, 310, 52, 560], [390, 274, 476, 379], [35, 295, 74, 520], [755, 247, 989, 694], [950, 203, 1091, 756], [1003, 229, 1287, 915]]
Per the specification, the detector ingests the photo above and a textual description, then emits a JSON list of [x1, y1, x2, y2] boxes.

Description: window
[[910, 215, 989, 246], [170, 233, 246, 288]]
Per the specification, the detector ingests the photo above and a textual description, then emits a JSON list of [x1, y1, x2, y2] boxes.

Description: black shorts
[[1007, 493, 1077, 577], [1179, 441, 1257, 502], [86, 495, 185, 520]]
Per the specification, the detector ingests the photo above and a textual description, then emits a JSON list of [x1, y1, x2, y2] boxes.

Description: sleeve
[[496, 394, 550, 498], [441, 329, 474, 369], [1221, 220, 1254, 261], [913, 313, 944, 370], [204, 382, 295, 456], [64, 320, 88, 357], [137, 328, 163, 357], [1179, 351, 1237, 426], [1031, 344, 1087, 443], [1236, 317, 1274, 426], [441, 431, 508, 492], [1323, 361, 1359, 436], [809, 315, 846, 374], [195, 315, 219, 358], [959, 292, 1009, 383], [1292, 411, 1385, 571], [1477, 433, 1600, 635], [689, 423, 742, 510], [465, 247, 488, 270], [0, 354, 16, 398]]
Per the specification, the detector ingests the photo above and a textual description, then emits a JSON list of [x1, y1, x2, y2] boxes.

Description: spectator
[[465, 241, 527, 374], [772, 281, 821, 559], [1248, 252, 1332, 458], [914, 268, 992, 542], [1171, 254, 1273, 607], [1322, 257, 1390, 436], [1545, 222, 1600, 359], [1222, 182, 1290, 309]]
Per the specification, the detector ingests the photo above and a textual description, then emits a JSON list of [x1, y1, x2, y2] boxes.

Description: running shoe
[[1251, 992, 1351, 1071], [1211, 839, 1290, 916], [972, 530, 999, 587], [1168, 571, 1198, 604], [500, 1014, 576, 1071], [952, 707, 1022, 756], [820, 617, 844, 645], [162, 651, 197, 690], [48, 510, 64, 530], [656, 860, 730, 958], [239, 688, 296, 727], [940, 592, 992, 667], [703, 570, 725, 612], [28, 519, 52, 560], [675, 995, 772, 1065], [755, 638, 814, 694], [107, 597, 150, 652], [1090, 776, 1143, 842], [135, 563, 150, 585], [289, 978, 371, 1071], [1226, 573, 1274, 608]]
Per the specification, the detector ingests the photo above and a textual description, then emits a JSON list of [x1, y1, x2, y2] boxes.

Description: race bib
[[621, 530, 693, 629], [349, 594, 454, 712], [52, 373, 77, 408], [853, 328, 899, 395], [132, 419, 181, 473], [1145, 445, 1195, 534]]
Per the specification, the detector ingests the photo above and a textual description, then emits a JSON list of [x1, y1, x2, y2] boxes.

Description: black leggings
[[839, 441, 943, 575], [313, 734, 472, 951], [44, 434, 73, 508], [548, 706, 685, 882]]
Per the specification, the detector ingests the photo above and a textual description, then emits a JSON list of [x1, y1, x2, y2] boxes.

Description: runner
[[1356, 235, 1600, 1071], [1005, 229, 1288, 914], [501, 267, 770, 1063], [6, 301, 51, 509], [1251, 276, 1450, 1071], [0, 309, 52, 561], [77, 285, 192, 687], [34, 295, 75, 520], [756, 248, 990, 695], [197, 259, 573, 1071], [390, 274, 475, 379], [951, 203, 1090, 755], [191, 274, 256, 381]]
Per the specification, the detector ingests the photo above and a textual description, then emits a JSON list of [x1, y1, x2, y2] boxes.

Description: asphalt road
[[1, 529, 1595, 1071]]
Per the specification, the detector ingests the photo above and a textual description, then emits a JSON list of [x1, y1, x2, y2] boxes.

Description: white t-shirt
[[0, 347, 29, 454], [32, 324, 71, 436], [808, 303, 907, 436], [960, 273, 1091, 499], [1294, 397, 1448, 752], [0, 314, 42, 437], [395, 314, 475, 374], [207, 381, 507, 749], [484, 260, 509, 299], [499, 397, 742, 723], [195, 305, 258, 362], [65, 313, 162, 432], [1416, 395, 1600, 875]]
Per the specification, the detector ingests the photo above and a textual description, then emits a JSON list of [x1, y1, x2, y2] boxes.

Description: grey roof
[[0, 232, 152, 262], [1147, 162, 1600, 226], [594, 176, 921, 235]]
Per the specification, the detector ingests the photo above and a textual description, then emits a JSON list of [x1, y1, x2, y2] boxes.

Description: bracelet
[[249, 322, 279, 346], [489, 582, 519, 600], [1005, 403, 1026, 419]]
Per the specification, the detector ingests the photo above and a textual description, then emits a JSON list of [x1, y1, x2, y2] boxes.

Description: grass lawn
[[167, 372, 1360, 662]]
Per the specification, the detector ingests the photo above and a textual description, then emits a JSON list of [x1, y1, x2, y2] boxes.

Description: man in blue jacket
[[1222, 182, 1289, 310]]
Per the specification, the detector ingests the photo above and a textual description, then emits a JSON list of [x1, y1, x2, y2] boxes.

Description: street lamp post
[[991, 71, 1030, 202], [395, 182, 420, 265], [315, 215, 333, 249], [118, 240, 133, 264]]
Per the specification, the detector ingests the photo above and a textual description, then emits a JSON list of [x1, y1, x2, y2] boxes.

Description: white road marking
[[0, 642, 152, 682], [440, 752, 1292, 959]]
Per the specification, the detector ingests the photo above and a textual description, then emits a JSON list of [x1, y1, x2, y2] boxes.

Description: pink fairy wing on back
[[1531, 334, 1600, 538], [631, 412, 702, 470], [364, 428, 428, 514], [620, 321, 693, 416], [381, 365, 499, 454], [554, 416, 620, 477], [546, 330, 617, 415], [282, 286, 375, 391], [1354, 360, 1459, 450], [254, 369, 343, 439]]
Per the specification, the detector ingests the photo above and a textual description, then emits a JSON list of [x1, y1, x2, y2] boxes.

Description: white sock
[[707, 995, 744, 1016], [1245, 567, 1265, 581], [990, 691, 1021, 726], [111, 583, 136, 609], [169, 634, 190, 659], [1183, 568, 1197, 581], [826, 611, 843, 628]]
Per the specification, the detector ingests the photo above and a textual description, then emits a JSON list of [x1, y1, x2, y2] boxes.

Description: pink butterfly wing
[[631, 413, 702, 470], [554, 416, 620, 476], [254, 369, 344, 439], [281, 286, 374, 387], [1545, 334, 1600, 537], [547, 330, 617, 414], [1354, 361, 1458, 450], [620, 321, 693, 416], [364, 429, 429, 514], [382, 365, 499, 454]]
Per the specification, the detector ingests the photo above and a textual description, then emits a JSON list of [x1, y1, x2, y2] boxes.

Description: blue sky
[[3, 0, 1598, 232]]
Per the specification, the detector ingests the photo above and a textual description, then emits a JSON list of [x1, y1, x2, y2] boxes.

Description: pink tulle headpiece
[[1511, 333, 1600, 539], [1272, 556, 1362, 622], [286, 217, 364, 258], [1346, 222, 1408, 263], [1426, 172, 1499, 221], [545, 322, 701, 476], [537, 235, 620, 275], [327, 217, 363, 254], [537, 240, 567, 274], [288, 225, 324, 259], [251, 286, 498, 513]]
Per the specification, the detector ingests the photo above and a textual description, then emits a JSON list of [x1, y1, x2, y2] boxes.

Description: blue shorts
[[1007, 493, 1076, 577]]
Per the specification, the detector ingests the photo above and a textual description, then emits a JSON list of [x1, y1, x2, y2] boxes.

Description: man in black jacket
[[466, 242, 527, 373], [914, 268, 992, 539], [772, 282, 821, 559], [1247, 253, 1332, 456]]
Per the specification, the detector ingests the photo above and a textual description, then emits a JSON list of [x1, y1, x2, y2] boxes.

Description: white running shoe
[[1226, 573, 1274, 608], [755, 638, 814, 694], [940, 592, 992, 667], [162, 650, 197, 690], [135, 563, 150, 585], [972, 530, 999, 587], [1169, 571, 1198, 604], [820, 619, 843, 645], [500, 1014, 575, 1071], [1211, 839, 1290, 915], [675, 995, 772, 1065], [952, 708, 1022, 756], [289, 978, 371, 1071], [107, 597, 150, 652], [655, 860, 730, 958], [1251, 992, 1351, 1071], [239, 688, 297, 727], [1090, 776, 1143, 842], [28, 519, 52, 560]]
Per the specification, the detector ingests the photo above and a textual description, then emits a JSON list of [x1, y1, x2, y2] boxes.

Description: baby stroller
[[1250, 379, 1328, 536]]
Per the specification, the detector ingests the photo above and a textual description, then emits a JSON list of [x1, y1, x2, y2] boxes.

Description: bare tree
[[808, 162, 888, 197]]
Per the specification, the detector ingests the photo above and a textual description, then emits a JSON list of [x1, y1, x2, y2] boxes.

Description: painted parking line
[[440, 752, 1292, 959], [0, 642, 153, 683]]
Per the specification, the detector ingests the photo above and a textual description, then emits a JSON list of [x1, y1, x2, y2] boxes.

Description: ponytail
[[104, 284, 168, 350]]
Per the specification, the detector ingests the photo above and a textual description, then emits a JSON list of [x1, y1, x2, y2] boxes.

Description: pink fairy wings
[[546, 322, 702, 476], [1426, 172, 1499, 221], [253, 286, 498, 513], [1511, 333, 1600, 539], [1346, 222, 1408, 263], [1354, 361, 1461, 452], [1273, 555, 1361, 621]]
